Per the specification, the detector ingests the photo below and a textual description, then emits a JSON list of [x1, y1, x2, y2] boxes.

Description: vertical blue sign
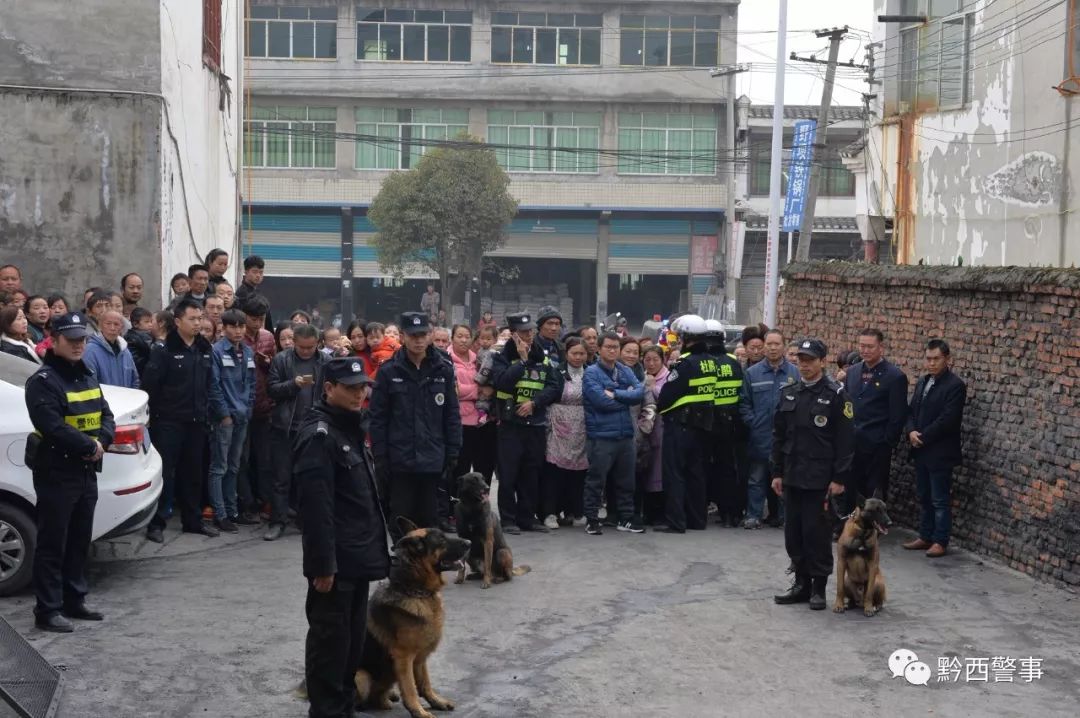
[[783, 119, 817, 232]]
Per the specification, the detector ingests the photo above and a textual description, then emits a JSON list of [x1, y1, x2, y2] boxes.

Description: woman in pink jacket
[[638, 345, 670, 524], [450, 324, 496, 485]]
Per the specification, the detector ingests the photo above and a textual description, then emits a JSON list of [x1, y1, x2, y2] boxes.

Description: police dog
[[834, 495, 892, 617], [453, 472, 531, 589], [354, 519, 470, 718]]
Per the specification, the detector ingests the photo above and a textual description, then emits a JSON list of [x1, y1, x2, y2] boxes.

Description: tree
[[367, 137, 518, 322]]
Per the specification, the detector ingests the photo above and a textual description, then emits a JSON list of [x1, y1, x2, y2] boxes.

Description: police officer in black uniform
[[771, 338, 855, 610], [24, 312, 115, 633], [704, 319, 746, 527], [369, 312, 461, 542], [491, 311, 563, 535], [295, 357, 389, 718], [656, 315, 716, 533]]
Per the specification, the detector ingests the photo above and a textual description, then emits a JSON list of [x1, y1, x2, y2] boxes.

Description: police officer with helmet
[[294, 357, 389, 718], [24, 311, 115, 632], [656, 315, 716, 533], [771, 338, 855, 610], [703, 319, 745, 527]]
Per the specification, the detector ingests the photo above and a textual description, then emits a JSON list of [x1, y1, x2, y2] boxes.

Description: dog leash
[[829, 493, 855, 521]]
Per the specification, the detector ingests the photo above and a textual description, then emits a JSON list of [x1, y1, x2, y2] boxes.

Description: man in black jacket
[[491, 312, 563, 534], [265, 323, 328, 541], [25, 312, 115, 632], [142, 298, 223, 542], [369, 312, 462, 542], [902, 338, 966, 558], [295, 357, 388, 718]]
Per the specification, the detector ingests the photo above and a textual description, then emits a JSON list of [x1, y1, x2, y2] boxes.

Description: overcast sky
[[736, 0, 875, 107]]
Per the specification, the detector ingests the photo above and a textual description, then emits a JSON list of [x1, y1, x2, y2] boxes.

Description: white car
[[0, 353, 163, 596]]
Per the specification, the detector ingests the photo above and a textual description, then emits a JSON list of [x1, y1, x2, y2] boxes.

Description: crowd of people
[[5, 257, 965, 627]]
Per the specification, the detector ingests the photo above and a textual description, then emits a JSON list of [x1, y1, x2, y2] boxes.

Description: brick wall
[[778, 262, 1080, 588]]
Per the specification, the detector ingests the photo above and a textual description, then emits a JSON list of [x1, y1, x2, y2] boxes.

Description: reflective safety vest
[[496, 358, 552, 404], [660, 352, 717, 414], [714, 354, 743, 408]]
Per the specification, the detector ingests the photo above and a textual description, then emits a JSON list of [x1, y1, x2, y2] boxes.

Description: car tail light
[[114, 481, 152, 496], [106, 425, 145, 455]]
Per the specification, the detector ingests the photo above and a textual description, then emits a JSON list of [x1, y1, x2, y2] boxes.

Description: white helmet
[[678, 314, 708, 337], [704, 319, 724, 336]]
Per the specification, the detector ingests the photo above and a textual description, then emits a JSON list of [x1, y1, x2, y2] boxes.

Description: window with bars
[[355, 108, 469, 169], [203, 0, 223, 68], [356, 8, 472, 62], [246, 5, 337, 59], [897, 1, 973, 112], [748, 142, 855, 197], [486, 110, 601, 173], [617, 112, 716, 176], [244, 107, 337, 168], [490, 12, 602, 66], [619, 15, 721, 67]]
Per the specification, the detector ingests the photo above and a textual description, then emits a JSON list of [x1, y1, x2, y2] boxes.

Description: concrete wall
[[873, 0, 1078, 267], [779, 262, 1080, 589]]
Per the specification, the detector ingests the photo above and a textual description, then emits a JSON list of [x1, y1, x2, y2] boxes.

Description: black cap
[[322, 357, 373, 385], [52, 312, 91, 339], [536, 305, 562, 328], [506, 312, 532, 331], [399, 312, 431, 336], [796, 338, 828, 359]]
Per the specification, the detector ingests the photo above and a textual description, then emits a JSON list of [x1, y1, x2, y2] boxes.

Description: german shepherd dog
[[453, 472, 531, 589], [354, 518, 470, 718], [834, 496, 892, 617]]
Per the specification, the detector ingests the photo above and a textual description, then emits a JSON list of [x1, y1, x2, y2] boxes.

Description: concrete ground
[[1, 519, 1078, 718]]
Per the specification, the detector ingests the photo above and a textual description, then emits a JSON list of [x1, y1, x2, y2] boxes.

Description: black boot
[[809, 576, 828, 610], [774, 573, 811, 604]]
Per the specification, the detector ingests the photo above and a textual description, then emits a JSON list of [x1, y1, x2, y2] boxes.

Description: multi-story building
[[242, 0, 739, 325], [0, 0, 243, 304], [862, 0, 1079, 267]]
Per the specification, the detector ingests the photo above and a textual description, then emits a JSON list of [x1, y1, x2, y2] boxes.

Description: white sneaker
[[543, 514, 559, 530], [598, 506, 608, 520]]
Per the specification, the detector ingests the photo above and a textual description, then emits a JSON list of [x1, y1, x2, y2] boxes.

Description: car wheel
[[0, 503, 36, 597]]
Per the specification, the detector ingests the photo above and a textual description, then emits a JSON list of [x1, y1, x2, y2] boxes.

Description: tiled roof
[[749, 105, 865, 122], [840, 135, 867, 158], [744, 215, 859, 232]]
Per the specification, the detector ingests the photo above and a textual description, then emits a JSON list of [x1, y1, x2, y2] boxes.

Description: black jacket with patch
[[770, 377, 855, 490], [140, 330, 218, 424]]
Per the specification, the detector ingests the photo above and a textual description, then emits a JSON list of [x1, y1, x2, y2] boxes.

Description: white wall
[[158, 0, 242, 304]]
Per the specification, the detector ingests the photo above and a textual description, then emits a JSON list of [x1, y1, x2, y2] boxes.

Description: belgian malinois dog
[[453, 472, 531, 589], [833, 496, 892, 617], [354, 519, 470, 718]]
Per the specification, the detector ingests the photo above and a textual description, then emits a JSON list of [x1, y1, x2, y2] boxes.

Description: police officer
[[704, 319, 745, 527], [491, 311, 563, 534], [771, 338, 855, 610], [656, 315, 716, 533], [369, 312, 461, 542], [25, 312, 115, 632], [294, 357, 389, 718]]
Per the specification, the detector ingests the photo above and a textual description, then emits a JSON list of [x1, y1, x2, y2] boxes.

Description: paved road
[[1, 521, 1077, 718]]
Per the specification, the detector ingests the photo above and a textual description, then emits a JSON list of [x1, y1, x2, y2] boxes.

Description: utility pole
[[710, 63, 750, 321], [762, 0, 788, 328], [792, 26, 848, 262], [340, 207, 354, 323]]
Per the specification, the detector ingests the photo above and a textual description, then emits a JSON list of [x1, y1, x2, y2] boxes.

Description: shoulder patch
[[668, 369, 679, 382], [316, 421, 330, 436]]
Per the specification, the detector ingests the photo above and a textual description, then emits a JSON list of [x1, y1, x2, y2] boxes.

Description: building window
[[898, 2, 973, 112], [619, 15, 721, 67], [247, 5, 337, 59], [203, 0, 223, 69], [244, 107, 337, 168], [617, 112, 716, 175], [748, 143, 854, 197], [490, 12, 602, 65], [355, 108, 469, 169], [487, 111, 600, 173], [356, 8, 472, 62]]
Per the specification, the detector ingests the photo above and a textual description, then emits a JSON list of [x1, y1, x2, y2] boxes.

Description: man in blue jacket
[[739, 328, 799, 528], [81, 310, 139, 389], [582, 331, 645, 535], [208, 310, 256, 533]]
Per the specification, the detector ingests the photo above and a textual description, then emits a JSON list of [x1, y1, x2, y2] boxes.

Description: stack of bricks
[[778, 262, 1080, 589]]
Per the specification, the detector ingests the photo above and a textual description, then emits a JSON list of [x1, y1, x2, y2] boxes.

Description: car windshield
[[0, 352, 39, 386]]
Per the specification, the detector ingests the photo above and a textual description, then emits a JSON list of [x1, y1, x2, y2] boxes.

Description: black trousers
[[541, 463, 585, 519], [305, 578, 370, 718], [783, 485, 833, 579], [709, 419, 743, 521], [239, 415, 273, 513], [388, 472, 439, 542], [850, 442, 894, 503], [496, 423, 545, 529], [662, 423, 711, 531], [269, 427, 297, 526], [454, 423, 497, 485], [150, 421, 208, 532], [32, 466, 97, 618]]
